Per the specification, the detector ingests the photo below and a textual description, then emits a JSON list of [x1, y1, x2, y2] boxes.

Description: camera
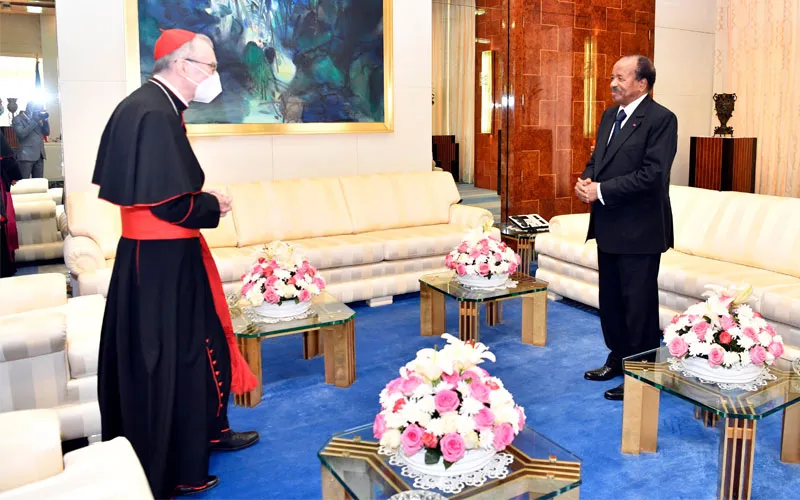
[[38, 111, 49, 120]]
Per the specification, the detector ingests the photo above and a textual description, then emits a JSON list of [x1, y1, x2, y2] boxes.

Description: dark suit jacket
[[582, 95, 677, 254]]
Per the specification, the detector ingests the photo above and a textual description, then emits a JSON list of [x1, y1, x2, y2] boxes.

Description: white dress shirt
[[597, 92, 648, 205]]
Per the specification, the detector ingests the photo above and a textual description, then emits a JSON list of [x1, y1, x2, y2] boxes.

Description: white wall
[[654, 0, 716, 186], [57, 0, 432, 195], [40, 14, 61, 141]]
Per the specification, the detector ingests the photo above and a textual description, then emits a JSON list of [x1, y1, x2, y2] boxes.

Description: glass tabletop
[[229, 291, 355, 339], [318, 424, 581, 500], [624, 347, 800, 419], [419, 271, 547, 302], [496, 223, 545, 239]]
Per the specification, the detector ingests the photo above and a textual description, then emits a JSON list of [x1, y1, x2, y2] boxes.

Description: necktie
[[608, 108, 627, 145]]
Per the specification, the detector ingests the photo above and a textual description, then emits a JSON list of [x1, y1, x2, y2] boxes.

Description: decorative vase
[[713, 93, 736, 136], [253, 299, 311, 319], [457, 273, 509, 289], [682, 357, 762, 385], [6, 97, 17, 117], [400, 448, 496, 478]]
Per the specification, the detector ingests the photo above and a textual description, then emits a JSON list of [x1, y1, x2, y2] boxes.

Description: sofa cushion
[[201, 185, 239, 248], [535, 232, 598, 270], [365, 224, 466, 261], [228, 178, 354, 247], [67, 192, 121, 260], [211, 246, 263, 284], [338, 172, 460, 233], [320, 255, 445, 285], [759, 285, 800, 329], [290, 234, 385, 269]]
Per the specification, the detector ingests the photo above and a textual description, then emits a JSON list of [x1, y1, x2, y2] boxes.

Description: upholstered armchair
[[0, 409, 152, 499], [0, 273, 104, 440]]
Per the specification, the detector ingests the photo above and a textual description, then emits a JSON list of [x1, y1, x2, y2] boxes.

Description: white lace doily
[[241, 306, 317, 324], [379, 448, 513, 494], [668, 357, 777, 391], [459, 279, 519, 292]]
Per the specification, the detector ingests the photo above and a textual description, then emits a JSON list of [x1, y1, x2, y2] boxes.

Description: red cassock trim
[[120, 206, 258, 395]]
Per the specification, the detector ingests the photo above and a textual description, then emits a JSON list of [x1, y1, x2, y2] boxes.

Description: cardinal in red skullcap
[[92, 28, 259, 498]]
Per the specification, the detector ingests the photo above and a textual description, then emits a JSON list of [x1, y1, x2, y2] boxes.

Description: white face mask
[[185, 62, 222, 103]]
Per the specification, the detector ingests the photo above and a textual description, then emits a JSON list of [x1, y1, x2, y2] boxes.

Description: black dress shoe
[[604, 383, 625, 401], [174, 476, 219, 496], [584, 354, 623, 381], [210, 430, 260, 452]]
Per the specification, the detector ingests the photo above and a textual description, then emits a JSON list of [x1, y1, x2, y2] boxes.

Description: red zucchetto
[[153, 28, 197, 60]]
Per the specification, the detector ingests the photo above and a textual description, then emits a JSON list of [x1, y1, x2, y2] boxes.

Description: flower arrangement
[[663, 283, 784, 369], [240, 241, 326, 306], [373, 334, 526, 470], [445, 222, 521, 280]]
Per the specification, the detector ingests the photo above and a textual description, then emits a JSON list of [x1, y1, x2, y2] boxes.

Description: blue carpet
[[200, 293, 800, 499]]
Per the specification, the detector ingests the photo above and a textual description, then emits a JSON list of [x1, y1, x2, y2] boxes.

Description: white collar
[[152, 75, 190, 107], [619, 92, 648, 117]]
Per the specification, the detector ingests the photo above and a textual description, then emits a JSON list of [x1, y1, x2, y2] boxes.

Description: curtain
[[714, 0, 800, 197], [432, 0, 476, 183]]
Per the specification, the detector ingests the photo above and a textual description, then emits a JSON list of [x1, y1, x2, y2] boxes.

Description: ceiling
[[0, 1, 56, 15]]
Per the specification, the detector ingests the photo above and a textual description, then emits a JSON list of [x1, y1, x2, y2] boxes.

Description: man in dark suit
[[575, 54, 677, 401], [12, 102, 50, 179]]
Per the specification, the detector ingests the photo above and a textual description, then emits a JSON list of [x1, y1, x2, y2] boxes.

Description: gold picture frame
[[124, 0, 394, 137]]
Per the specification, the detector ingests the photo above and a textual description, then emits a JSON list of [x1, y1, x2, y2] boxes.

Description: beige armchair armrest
[[63, 235, 106, 277], [75, 269, 113, 298], [0, 410, 64, 493], [449, 204, 493, 228], [548, 213, 590, 239], [0, 274, 67, 317]]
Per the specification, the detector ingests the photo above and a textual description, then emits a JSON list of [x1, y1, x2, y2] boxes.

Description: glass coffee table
[[622, 347, 800, 500], [497, 223, 546, 275], [229, 291, 356, 408], [419, 271, 548, 345], [318, 424, 581, 499]]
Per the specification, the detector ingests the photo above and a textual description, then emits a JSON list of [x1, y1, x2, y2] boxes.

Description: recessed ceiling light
[[27, 6, 43, 13]]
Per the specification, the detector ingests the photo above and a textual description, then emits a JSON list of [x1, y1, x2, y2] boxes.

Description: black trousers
[[597, 250, 662, 365]]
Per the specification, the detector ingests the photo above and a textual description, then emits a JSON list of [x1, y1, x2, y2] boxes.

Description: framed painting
[[125, 0, 393, 136]]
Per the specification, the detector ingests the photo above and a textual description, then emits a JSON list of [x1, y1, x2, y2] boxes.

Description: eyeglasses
[[185, 58, 218, 74]]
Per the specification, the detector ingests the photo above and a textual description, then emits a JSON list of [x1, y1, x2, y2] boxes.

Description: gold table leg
[[459, 301, 479, 342], [718, 418, 756, 499], [781, 396, 800, 463], [322, 319, 356, 388], [321, 464, 351, 499], [302, 329, 323, 359], [420, 283, 446, 337], [486, 300, 502, 326], [234, 336, 262, 408], [621, 375, 660, 454], [517, 240, 532, 275], [521, 292, 547, 346], [696, 407, 720, 428]]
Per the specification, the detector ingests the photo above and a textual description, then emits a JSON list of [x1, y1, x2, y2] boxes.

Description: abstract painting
[[131, 0, 393, 135]]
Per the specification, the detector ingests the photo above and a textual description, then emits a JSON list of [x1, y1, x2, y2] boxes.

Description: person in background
[[11, 101, 49, 179], [0, 132, 21, 277]]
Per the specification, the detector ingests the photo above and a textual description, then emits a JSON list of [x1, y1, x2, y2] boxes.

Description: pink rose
[[386, 377, 404, 395], [441, 371, 461, 386], [516, 407, 526, 429], [461, 369, 482, 382], [480, 244, 491, 256], [422, 432, 438, 449], [508, 262, 518, 275], [373, 413, 386, 439], [434, 390, 460, 413], [671, 314, 681, 324], [692, 321, 710, 341], [493, 252, 504, 262], [749, 345, 767, 366], [266, 275, 279, 287], [445, 253, 454, 268], [297, 289, 311, 302], [708, 347, 725, 367], [264, 288, 281, 304], [766, 324, 776, 336], [667, 336, 688, 358], [469, 248, 481, 260], [769, 341, 784, 358], [720, 315, 737, 331], [241, 282, 254, 295], [456, 263, 467, 276], [313, 277, 326, 290], [457, 242, 469, 253], [474, 408, 495, 430], [492, 423, 515, 451], [743, 327, 759, 342], [400, 375, 423, 396], [439, 433, 466, 463], [478, 263, 490, 276], [469, 381, 491, 403], [401, 424, 424, 456], [718, 331, 732, 345]]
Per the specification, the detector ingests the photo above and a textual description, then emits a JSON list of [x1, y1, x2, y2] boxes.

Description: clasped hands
[[206, 189, 232, 217], [575, 178, 599, 204]]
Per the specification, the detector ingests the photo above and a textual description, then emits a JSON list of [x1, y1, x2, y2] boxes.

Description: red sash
[[121, 206, 258, 394]]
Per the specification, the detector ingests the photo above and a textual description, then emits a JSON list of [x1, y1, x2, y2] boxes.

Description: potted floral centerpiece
[[240, 241, 326, 319], [374, 334, 525, 482], [445, 223, 521, 289], [664, 283, 784, 386]]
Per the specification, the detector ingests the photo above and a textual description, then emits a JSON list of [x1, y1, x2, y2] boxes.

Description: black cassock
[[0, 133, 22, 277], [93, 80, 256, 498]]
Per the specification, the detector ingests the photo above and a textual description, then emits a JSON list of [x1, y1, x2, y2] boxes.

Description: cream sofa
[[535, 184, 800, 350], [64, 171, 493, 302], [0, 273, 105, 440], [0, 409, 152, 499], [8, 179, 64, 262]]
